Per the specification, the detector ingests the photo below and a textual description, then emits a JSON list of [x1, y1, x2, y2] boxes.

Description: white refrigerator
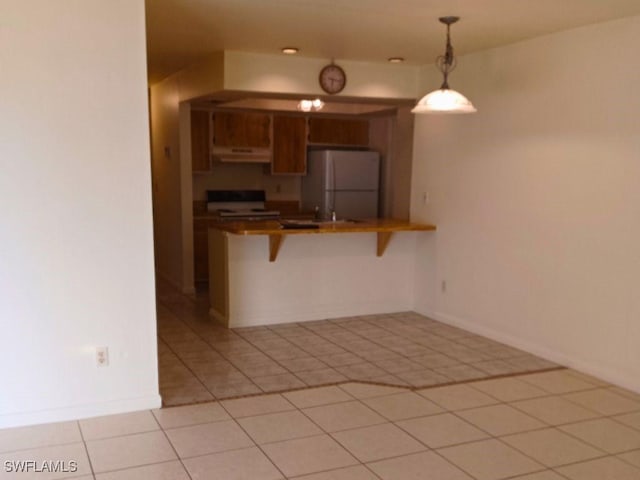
[[301, 150, 380, 219]]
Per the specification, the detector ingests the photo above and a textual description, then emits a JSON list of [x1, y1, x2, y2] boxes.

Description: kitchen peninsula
[[208, 219, 436, 327]]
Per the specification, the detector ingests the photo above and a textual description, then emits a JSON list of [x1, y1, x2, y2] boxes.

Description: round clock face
[[319, 64, 346, 94]]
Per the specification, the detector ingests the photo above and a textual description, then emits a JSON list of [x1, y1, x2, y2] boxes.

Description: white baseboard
[[416, 307, 640, 395], [0, 394, 162, 430], [224, 300, 412, 328]]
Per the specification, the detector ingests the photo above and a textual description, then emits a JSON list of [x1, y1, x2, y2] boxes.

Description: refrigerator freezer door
[[324, 150, 380, 191], [324, 190, 379, 218]]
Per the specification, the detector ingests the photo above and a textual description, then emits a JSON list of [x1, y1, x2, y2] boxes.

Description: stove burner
[[205, 190, 279, 218]]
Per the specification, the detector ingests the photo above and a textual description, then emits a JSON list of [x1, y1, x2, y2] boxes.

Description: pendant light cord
[[437, 20, 458, 90]]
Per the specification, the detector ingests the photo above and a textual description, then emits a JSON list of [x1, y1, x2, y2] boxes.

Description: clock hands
[[319, 64, 346, 94]]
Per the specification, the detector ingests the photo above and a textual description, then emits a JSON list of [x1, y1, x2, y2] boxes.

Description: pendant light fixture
[[412, 16, 477, 114]]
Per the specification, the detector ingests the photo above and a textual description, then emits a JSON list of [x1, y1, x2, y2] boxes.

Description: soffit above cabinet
[[218, 98, 397, 115], [191, 94, 409, 116]]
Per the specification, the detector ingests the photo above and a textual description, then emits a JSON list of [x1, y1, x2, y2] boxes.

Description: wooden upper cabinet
[[272, 116, 307, 175], [191, 110, 211, 171], [212, 112, 271, 148], [308, 117, 369, 146]]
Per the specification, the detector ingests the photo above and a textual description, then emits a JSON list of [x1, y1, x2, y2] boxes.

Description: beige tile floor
[[155, 283, 559, 407], [5, 282, 640, 478], [2, 374, 640, 479]]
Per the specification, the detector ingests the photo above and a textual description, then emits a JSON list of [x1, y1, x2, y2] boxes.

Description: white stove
[[206, 190, 280, 219]]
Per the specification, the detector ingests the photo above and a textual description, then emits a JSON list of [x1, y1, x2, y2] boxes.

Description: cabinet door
[[193, 221, 209, 282], [191, 110, 210, 171], [308, 118, 369, 146], [213, 112, 271, 148], [272, 116, 307, 174]]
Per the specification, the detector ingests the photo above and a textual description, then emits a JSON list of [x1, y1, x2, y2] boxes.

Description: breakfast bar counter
[[208, 219, 436, 328], [212, 219, 436, 261]]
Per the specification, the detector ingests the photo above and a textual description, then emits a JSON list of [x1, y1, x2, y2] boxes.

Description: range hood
[[211, 146, 271, 164]]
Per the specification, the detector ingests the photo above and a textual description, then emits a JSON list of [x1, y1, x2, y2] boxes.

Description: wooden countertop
[[209, 218, 436, 261], [210, 218, 436, 236]]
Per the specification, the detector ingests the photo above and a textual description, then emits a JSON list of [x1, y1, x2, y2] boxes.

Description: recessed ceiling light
[[388, 57, 404, 63], [281, 47, 299, 55]]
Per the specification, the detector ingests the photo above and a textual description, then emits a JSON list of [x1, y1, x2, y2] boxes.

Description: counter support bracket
[[269, 231, 395, 261], [377, 231, 393, 257], [269, 234, 284, 262]]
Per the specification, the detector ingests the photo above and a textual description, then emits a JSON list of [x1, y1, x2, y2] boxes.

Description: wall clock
[[319, 64, 346, 94]]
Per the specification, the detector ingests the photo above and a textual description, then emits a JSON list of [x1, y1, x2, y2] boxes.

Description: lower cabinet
[[193, 219, 211, 282], [208, 229, 229, 324]]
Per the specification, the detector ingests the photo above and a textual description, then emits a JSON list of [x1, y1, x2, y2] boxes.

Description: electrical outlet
[[96, 346, 109, 367], [441, 280, 447, 293]]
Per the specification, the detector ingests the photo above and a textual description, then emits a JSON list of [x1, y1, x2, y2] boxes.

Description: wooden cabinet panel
[[272, 116, 307, 174], [213, 112, 271, 148], [308, 118, 369, 146], [191, 110, 210, 171], [193, 220, 210, 282], [209, 229, 229, 323]]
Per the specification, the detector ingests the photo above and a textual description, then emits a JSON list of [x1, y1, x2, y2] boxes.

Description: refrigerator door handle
[[332, 164, 336, 213], [327, 157, 336, 213]]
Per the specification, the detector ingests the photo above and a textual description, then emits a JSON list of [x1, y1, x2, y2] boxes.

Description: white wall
[[412, 16, 640, 393], [149, 52, 226, 293], [224, 51, 420, 99], [388, 107, 415, 219], [0, 0, 160, 428], [224, 233, 419, 327], [150, 76, 186, 291]]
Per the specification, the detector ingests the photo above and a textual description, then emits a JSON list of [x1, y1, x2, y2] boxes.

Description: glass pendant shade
[[411, 88, 477, 114]]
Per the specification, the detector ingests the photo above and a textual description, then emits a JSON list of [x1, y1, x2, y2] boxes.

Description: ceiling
[[145, 0, 640, 85]]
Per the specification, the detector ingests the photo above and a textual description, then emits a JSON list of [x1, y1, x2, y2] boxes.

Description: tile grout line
[[437, 392, 618, 477], [160, 294, 320, 397], [87, 459, 184, 479], [286, 388, 485, 480], [158, 285, 569, 407], [293, 315, 454, 385], [158, 366, 566, 411], [248, 319, 394, 387], [215, 399, 291, 480], [158, 299, 262, 401], [231, 387, 374, 477], [156, 311, 219, 404], [76, 420, 96, 479], [147, 409, 196, 480], [368, 315, 554, 381], [420, 378, 640, 473]]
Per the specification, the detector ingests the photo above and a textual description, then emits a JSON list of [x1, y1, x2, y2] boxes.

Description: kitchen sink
[[279, 218, 364, 229], [310, 218, 364, 225]]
